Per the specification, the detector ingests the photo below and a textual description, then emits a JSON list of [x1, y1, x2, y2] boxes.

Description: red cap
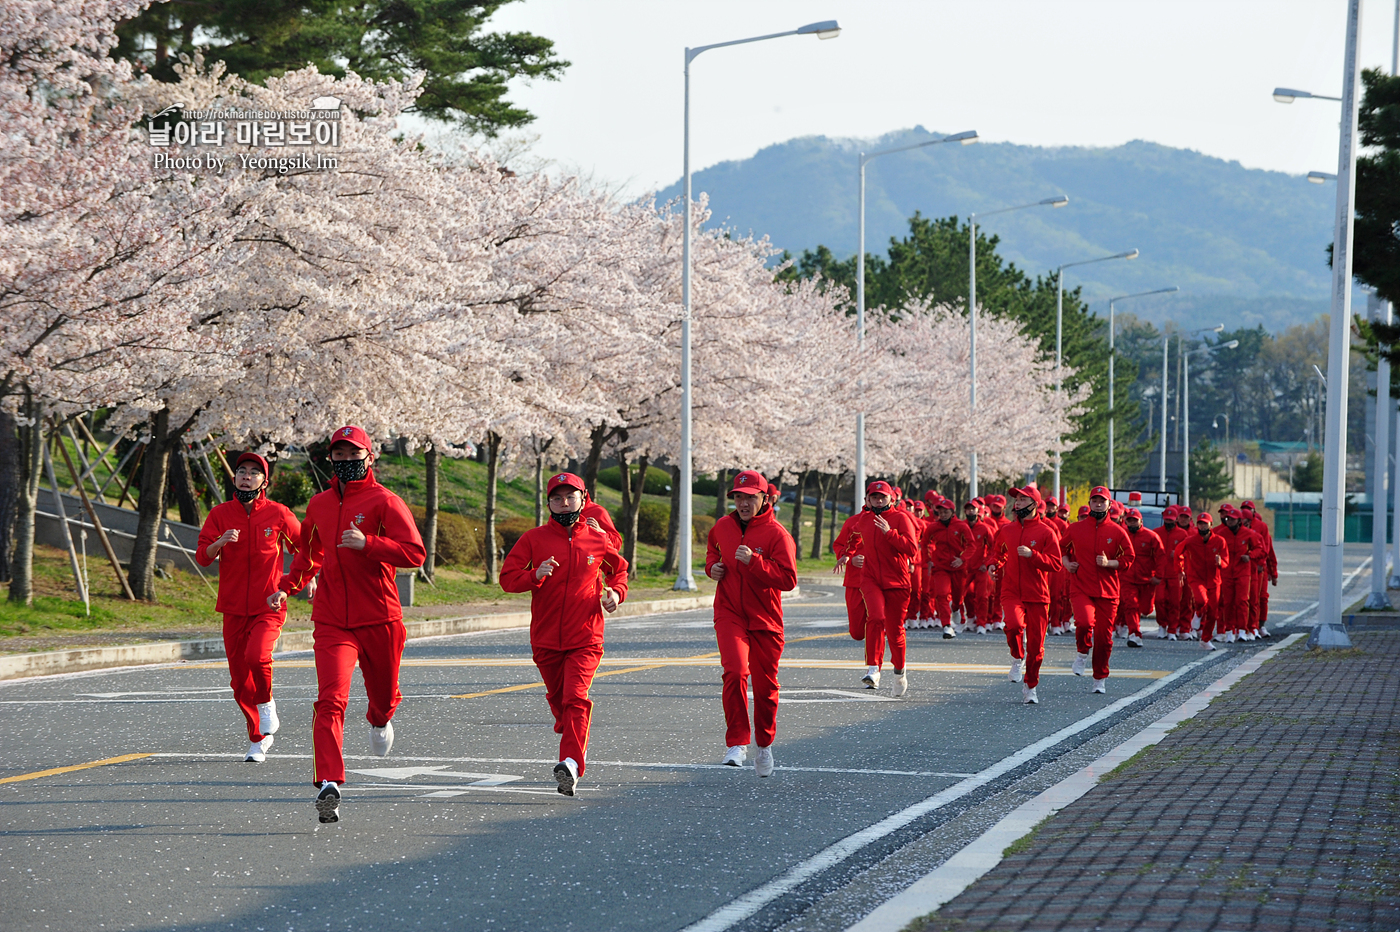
[[767, 483, 779, 498], [1241, 500, 1256, 512], [1162, 505, 1178, 518], [867, 480, 896, 498], [1078, 505, 1090, 517], [330, 425, 372, 451], [1046, 497, 1059, 508], [728, 470, 767, 498], [1058, 506, 1069, 515], [1126, 507, 1142, 520], [1197, 512, 1213, 525], [1089, 485, 1111, 499], [923, 490, 939, 504], [546, 472, 586, 495], [912, 501, 927, 514], [234, 451, 269, 475], [1110, 500, 1125, 515], [1007, 485, 1042, 504], [988, 495, 1005, 507]]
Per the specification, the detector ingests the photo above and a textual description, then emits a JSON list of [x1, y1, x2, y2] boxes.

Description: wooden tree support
[[54, 429, 137, 601]]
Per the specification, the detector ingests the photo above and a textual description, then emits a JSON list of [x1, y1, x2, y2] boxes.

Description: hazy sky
[[476, 0, 1398, 196]]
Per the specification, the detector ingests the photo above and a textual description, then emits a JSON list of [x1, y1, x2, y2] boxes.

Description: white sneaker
[[892, 671, 908, 697], [1225, 631, 1236, 643], [1022, 684, 1039, 704], [1127, 634, 1143, 648], [244, 735, 274, 763], [861, 666, 881, 689], [553, 757, 579, 796], [1092, 678, 1107, 694], [1190, 615, 1201, 631], [995, 621, 1005, 631], [1203, 639, 1217, 651], [754, 745, 774, 778], [1009, 659, 1023, 683], [1260, 626, 1271, 638], [1117, 625, 1128, 639], [1156, 628, 1168, 639], [1168, 633, 1179, 641], [1072, 652, 1088, 676], [256, 699, 279, 736], [369, 720, 394, 757], [943, 626, 956, 639], [722, 745, 747, 767], [315, 782, 340, 823]]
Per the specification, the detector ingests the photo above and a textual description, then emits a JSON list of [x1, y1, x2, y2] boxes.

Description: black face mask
[[551, 510, 582, 528], [331, 458, 368, 483], [869, 503, 891, 514], [939, 516, 951, 527], [1198, 526, 1212, 538], [1014, 504, 1035, 521], [233, 486, 261, 504]]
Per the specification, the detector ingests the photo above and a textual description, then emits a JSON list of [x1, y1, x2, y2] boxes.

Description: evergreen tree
[[1188, 439, 1234, 508]]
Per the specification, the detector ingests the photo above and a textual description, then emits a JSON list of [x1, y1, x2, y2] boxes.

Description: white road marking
[[349, 765, 521, 786], [781, 689, 898, 703], [675, 651, 1224, 932], [353, 781, 573, 798]]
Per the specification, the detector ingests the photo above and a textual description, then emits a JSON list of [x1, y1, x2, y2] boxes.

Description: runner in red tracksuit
[[1216, 504, 1265, 643], [963, 499, 996, 634], [906, 500, 929, 625], [500, 472, 628, 795], [983, 496, 1008, 629], [849, 480, 920, 693], [1061, 486, 1135, 693], [989, 486, 1063, 703], [1166, 507, 1199, 637], [1120, 507, 1164, 647], [196, 452, 303, 763], [1175, 512, 1231, 649], [923, 497, 976, 638], [1156, 506, 1188, 639], [583, 493, 622, 549], [273, 426, 427, 824], [705, 470, 798, 775], [834, 509, 869, 640], [1240, 501, 1277, 637], [1046, 498, 1073, 635]]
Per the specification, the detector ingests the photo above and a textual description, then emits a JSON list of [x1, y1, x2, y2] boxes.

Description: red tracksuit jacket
[[833, 511, 866, 589], [1176, 530, 1231, 582], [1243, 517, 1277, 578], [1062, 516, 1135, 600], [583, 498, 622, 550], [1123, 526, 1166, 585], [1159, 524, 1191, 570], [499, 518, 630, 650], [990, 517, 1063, 603], [966, 518, 995, 570], [196, 495, 301, 615], [1218, 524, 1264, 580], [279, 471, 427, 628], [706, 506, 798, 633], [847, 508, 920, 590], [923, 517, 976, 571]]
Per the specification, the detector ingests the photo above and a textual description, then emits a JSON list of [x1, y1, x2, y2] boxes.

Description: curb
[[0, 592, 723, 681], [846, 632, 1307, 932]]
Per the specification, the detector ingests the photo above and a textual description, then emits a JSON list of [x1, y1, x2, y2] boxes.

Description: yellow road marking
[[0, 753, 152, 785]]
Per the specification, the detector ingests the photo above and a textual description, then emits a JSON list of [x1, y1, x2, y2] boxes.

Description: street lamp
[[968, 195, 1069, 496], [1272, 86, 1343, 103], [1182, 339, 1239, 508], [1160, 324, 1223, 494], [1308, 171, 1338, 183], [1053, 249, 1139, 502], [854, 128, 978, 510], [675, 19, 840, 591], [1106, 285, 1178, 487]]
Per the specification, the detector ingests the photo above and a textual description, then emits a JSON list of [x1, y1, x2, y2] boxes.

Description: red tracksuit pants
[[1002, 597, 1050, 688], [312, 620, 406, 786], [715, 621, 784, 748], [223, 612, 284, 742], [907, 563, 923, 621], [1119, 583, 1156, 637], [1071, 593, 1118, 681], [861, 585, 910, 669], [533, 644, 603, 774], [1184, 577, 1222, 642], [1160, 580, 1182, 634], [966, 569, 993, 627], [846, 586, 867, 640], [1220, 573, 1252, 635], [952, 568, 970, 620], [927, 570, 957, 627], [1251, 569, 1269, 628], [1050, 573, 1072, 628]]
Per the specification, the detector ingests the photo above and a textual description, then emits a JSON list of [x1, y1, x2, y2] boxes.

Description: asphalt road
[[0, 541, 1367, 932]]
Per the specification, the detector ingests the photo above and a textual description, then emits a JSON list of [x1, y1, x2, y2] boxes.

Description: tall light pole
[[968, 195, 1069, 496], [855, 128, 978, 510], [1053, 249, 1139, 502], [1182, 340, 1239, 508], [1213, 413, 1233, 497], [1160, 324, 1223, 495], [675, 19, 840, 591], [1106, 286, 1177, 487], [1370, 297, 1394, 605]]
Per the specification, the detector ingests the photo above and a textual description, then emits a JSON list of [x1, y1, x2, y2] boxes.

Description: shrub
[[692, 473, 720, 496], [497, 516, 537, 555], [636, 502, 670, 546], [268, 470, 315, 509], [597, 465, 671, 496], [408, 505, 500, 566], [692, 514, 716, 544]]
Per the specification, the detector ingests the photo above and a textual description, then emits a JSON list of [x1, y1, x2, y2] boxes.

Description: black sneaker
[[315, 782, 341, 823], [553, 760, 578, 797]]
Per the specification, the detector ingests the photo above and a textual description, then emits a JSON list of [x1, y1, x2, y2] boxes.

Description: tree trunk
[[482, 431, 502, 585], [830, 469, 848, 552], [0, 407, 20, 583], [582, 423, 612, 502], [168, 448, 203, 527], [7, 392, 42, 604], [713, 468, 728, 518], [811, 472, 833, 560], [789, 469, 808, 559], [662, 463, 681, 574], [128, 408, 172, 601], [534, 450, 544, 526], [617, 451, 649, 579], [421, 446, 439, 581]]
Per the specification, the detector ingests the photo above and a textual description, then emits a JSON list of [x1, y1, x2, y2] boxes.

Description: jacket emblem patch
[[264, 527, 274, 537], [587, 555, 595, 565], [753, 547, 764, 555], [354, 513, 365, 526]]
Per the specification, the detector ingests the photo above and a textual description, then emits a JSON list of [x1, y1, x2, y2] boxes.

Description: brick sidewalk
[[915, 632, 1400, 932]]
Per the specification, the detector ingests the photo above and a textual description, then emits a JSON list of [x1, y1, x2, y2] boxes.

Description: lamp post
[[675, 19, 840, 591], [1212, 413, 1233, 496], [1160, 324, 1223, 495], [1106, 286, 1178, 487], [1182, 340, 1239, 508], [1053, 249, 1139, 503], [854, 128, 979, 510], [968, 195, 1069, 496]]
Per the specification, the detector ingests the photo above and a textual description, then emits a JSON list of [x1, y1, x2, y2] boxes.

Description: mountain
[[656, 129, 1339, 332]]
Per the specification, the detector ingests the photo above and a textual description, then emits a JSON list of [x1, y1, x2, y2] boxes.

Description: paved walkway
[[911, 631, 1400, 932]]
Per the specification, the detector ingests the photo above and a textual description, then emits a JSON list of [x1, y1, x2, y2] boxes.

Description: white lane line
[[352, 782, 573, 798], [782, 689, 898, 703], [140, 752, 973, 778], [675, 650, 1225, 932], [847, 633, 1307, 932]]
